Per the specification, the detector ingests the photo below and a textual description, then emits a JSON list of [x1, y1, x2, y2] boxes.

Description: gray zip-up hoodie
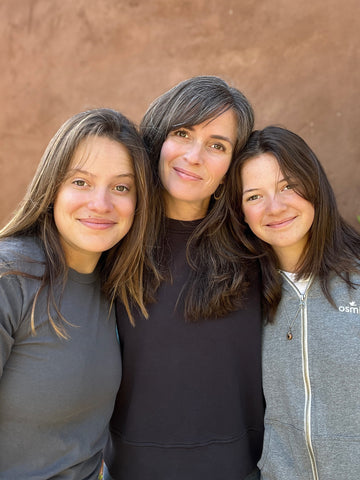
[[259, 271, 360, 480]]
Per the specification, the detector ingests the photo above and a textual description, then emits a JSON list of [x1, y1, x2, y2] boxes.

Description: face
[[241, 153, 315, 272], [158, 109, 238, 220], [54, 136, 137, 273]]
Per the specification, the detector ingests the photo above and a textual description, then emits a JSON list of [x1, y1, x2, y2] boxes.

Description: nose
[[87, 188, 113, 213], [183, 142, 203, 165], [266, 194, 287, 214]]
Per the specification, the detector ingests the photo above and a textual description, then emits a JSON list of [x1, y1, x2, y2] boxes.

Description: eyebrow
[[242, 177, 288, 195], [68, 168, 135, 179], [242, 187, 258, 195], [210, 134, 235, 147], [174, 126, 235, 147]]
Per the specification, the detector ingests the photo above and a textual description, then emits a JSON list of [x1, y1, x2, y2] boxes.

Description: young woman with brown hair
[[232, 125, 360, 480], [0, 108, 151, 479]]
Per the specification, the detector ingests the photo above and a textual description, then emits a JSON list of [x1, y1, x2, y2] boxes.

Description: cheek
[[159, 135, 182, 161], [295, 197, 315, 226], [159, 139, 173, 161], [53, 200, 68, 239], [241, 205, 261, 231], [158, 153, 167, 186], [53, 190, 68, 226], [53, 189, 88, 234], [241, 202, 253, 223], [241, 202, 249, 224], [54, 189, 79, 216], [210, 157, 231, 182], [115, 196, 137, 219]]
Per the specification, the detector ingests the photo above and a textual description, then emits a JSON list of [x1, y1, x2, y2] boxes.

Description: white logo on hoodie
[[338, 301, 360, 314]]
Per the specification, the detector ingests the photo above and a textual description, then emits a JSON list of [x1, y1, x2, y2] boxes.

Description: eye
[[114, 185, 130, 193], [173, 129, 189, 138], [246, 193, 261, 202], [282, 183, 295, 192], [211, 143, 226, 152], [72, 179, 88, 187]]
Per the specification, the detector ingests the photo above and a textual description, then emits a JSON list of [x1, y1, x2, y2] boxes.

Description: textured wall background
[[0, 0, 359, 228]]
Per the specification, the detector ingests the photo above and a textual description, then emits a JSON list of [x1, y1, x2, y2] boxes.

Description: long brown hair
[[0, 108, 151, 335], [140, 75, 256, 321], [230, 125, 360, 322]]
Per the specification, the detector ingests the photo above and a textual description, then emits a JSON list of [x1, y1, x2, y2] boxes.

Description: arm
[[0, 271, 24, 378]]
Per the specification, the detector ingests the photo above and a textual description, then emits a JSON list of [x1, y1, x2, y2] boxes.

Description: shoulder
[[0, 238, 46, 355], [0, 236, 45, 276], [354, 258, 360, 275], [331, 262, 360, 286]]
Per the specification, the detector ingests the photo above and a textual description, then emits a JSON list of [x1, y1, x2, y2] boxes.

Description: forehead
[[241, 153, 287, 190], [242, 152, 281, 174], [188, 109, 238, 141], [69, 136, 132, 169]]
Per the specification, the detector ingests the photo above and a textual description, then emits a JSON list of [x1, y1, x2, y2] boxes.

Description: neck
[[164, 194, 209, 221], [65, 252, 100, 274], [273, 247, 303, 274]]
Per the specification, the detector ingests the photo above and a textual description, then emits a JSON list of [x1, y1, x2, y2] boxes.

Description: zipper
[[281, 273, 319, 480], [300, 293, 319, 480]]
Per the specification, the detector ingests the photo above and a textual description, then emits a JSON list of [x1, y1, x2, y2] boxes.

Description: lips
[[266, 216, 296, 228], [78, 218, 117, 230], [173, 166, 202, 181]]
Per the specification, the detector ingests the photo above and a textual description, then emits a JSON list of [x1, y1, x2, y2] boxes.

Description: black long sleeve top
[[104, 218, 264, 479]]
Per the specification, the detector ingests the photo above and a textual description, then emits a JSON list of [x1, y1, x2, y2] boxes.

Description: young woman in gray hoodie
[[231, 125, 360, 480]]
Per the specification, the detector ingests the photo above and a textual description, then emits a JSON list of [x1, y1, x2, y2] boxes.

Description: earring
[[213, 184, 225, 201]]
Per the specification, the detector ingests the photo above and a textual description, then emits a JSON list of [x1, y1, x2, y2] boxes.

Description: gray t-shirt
[[0, 236, 122, 479]]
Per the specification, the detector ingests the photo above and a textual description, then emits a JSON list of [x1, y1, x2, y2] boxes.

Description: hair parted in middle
[[1, 108, 152, 333], [140, 75, 257, 321], [229, 125, 360, 322], [141, 75, 254, 176]]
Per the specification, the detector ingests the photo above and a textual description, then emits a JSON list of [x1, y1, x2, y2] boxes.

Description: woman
[[0, 108, 151, 479], [232, 126, 360, 479], [104, 76, 264, 480]]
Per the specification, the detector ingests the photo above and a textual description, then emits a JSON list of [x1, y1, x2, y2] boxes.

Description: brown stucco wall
[[0, 0, 359, 229]]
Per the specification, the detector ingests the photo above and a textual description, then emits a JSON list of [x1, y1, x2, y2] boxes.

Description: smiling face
[[241, 152, 315, 272], [54, 136, 137, 273], [158, 109, 238, 220]]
